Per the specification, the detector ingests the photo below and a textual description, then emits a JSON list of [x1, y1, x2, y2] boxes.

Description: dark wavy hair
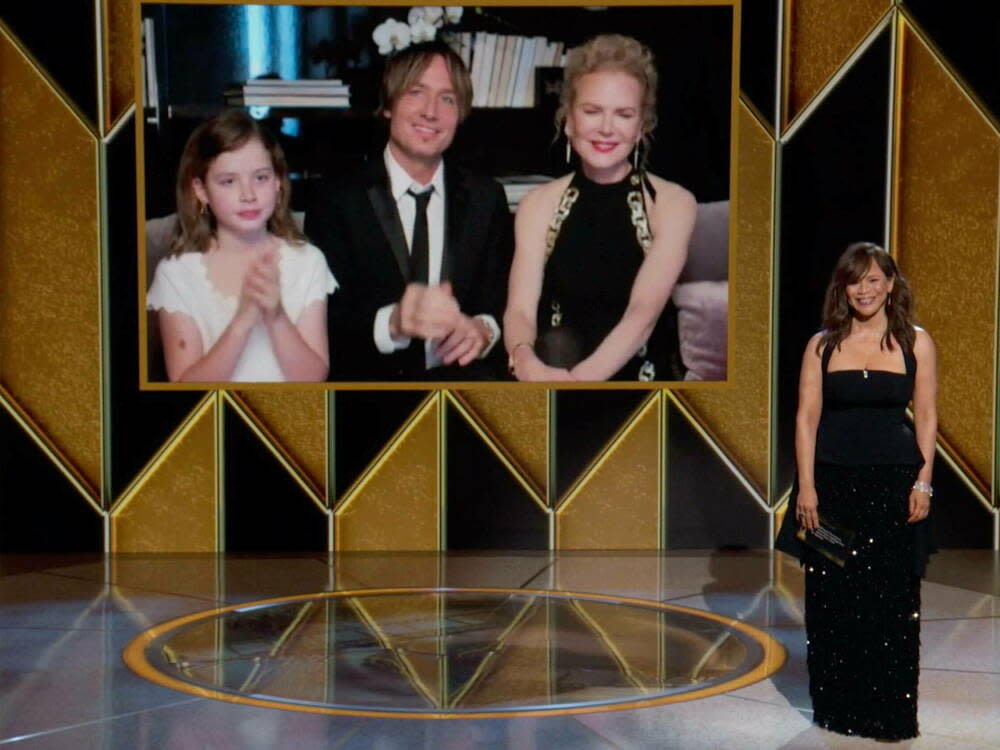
[[170, 109, 303, 255], [817, 242, 916, 354]]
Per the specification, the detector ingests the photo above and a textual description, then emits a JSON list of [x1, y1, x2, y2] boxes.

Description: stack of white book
[[451, 33, 566, 108], [226, 79, 351, 109]]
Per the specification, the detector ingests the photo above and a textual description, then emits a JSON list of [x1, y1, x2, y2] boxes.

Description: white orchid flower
[[407, 7, 426, 25], [422, 6, 444, 25], [372, 18, 411, 55], [409, 17, 438, 43], [443, 6, 463, 24]]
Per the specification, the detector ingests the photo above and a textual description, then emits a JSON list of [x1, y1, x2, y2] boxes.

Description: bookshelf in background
[[453, 31, 565, 108], [141, 5, 734, 215]]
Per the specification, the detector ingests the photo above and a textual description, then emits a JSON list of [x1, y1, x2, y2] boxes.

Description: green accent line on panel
[[769, 134, 783, 522], [327, 390, 335, 552], [438, 391, 446, 552], [548, 389, 557, 549], [98, 137, 112, 513], [660, 390, 668, 550], [216, 391, 225, 553]]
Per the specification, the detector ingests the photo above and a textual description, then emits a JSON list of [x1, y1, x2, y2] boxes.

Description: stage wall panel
[[0, 1, 996, 554]]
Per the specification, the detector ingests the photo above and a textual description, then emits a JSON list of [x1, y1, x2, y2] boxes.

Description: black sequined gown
[[800, 343, 933, 740], [537, 170, 683, 381]]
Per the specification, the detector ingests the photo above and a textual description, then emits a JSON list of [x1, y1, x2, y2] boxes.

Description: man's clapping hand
[[388, 282, 492, 366], [390, 282, 459, 341]]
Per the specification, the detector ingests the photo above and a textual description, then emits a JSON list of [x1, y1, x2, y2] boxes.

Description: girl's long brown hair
[[817, 242, 916, 354], [170, 110, 303, 255]]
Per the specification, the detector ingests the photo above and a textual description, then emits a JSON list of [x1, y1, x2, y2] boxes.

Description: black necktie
[[407, 187, 433, 284]]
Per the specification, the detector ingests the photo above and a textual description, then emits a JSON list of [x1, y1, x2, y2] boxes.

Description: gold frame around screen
[[134, 0, 741, 391]]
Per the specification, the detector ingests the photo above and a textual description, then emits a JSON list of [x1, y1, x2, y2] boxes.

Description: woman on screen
[[147, 110, 336, 382], [779, 242, 937, 739], [503, 34, 695, 381]]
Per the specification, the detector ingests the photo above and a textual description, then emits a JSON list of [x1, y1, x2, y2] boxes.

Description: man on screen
[[306, 41, 513, 381]]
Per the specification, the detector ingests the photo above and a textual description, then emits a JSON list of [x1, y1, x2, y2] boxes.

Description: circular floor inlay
[[124, 588, 785, 719]]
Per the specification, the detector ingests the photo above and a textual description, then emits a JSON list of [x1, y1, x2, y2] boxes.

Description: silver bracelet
[[911, 480, 933, 497]]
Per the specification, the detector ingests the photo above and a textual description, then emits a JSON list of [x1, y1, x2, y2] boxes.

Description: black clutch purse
[[796, 513, 857, 568]]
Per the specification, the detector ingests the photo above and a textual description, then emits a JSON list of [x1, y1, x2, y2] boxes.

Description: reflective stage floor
[[1, 550, 998, 749]]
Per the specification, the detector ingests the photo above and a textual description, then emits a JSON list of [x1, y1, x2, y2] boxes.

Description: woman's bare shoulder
[[516, 174, 574, 225], [520, 173, 572, 207], [804, 331, 827, 359], [913, 326, 935, 354], [645, 174, 696, 207]]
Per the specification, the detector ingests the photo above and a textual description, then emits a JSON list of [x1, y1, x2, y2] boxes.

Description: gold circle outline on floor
[[123, 587, 787, 720]]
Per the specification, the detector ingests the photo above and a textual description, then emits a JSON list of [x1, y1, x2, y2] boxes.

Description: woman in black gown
[[786, 242, 937, 740], [503, 34, 696, 381]]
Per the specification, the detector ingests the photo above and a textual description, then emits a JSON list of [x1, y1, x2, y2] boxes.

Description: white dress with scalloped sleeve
[[146, 241, 337, 382]]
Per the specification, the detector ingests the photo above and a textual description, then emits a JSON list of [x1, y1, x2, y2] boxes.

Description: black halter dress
[[536, 170, 683, 381]]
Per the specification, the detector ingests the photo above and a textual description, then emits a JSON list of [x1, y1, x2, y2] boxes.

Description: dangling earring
[[199, 201, 208, 216], [565, 137, 571, 165], [632, 142, 640, 171]]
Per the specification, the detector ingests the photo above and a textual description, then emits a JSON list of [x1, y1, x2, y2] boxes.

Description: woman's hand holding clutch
[[796, 485, 820, 531], [511, 345, 574, 382]]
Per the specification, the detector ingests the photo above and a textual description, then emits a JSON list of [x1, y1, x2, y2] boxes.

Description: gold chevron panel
[[111, 397, 218, 553], [556, 395, 660, 550], [680, 101, 774, 500], [0, 30, 103, 496], [893, 21, 998, 495], [234, 391, 327, 499], [335, 396, 439, 551], [784, 0, 890, 126], [102, 0, 135, 131], [453, 389, 548, 498]]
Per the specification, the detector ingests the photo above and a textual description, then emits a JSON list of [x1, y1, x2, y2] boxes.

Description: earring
[[199, 201, 208, 216], [632, 141, 641, 171], [565, 138, 571, 165]]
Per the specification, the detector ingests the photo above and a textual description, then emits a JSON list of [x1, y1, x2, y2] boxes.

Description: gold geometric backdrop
[[0, 1, 996, 554]]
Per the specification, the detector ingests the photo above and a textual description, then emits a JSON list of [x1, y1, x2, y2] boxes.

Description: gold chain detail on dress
[[627, 188, 653, 253], [629, 175, 654, 379], [545, 185, 580, 259]]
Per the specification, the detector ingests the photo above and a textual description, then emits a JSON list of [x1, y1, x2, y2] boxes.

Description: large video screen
[[138, 1, 736, 389]]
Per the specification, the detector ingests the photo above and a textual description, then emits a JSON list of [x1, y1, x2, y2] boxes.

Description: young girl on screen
[[147, 110, 336, 382]]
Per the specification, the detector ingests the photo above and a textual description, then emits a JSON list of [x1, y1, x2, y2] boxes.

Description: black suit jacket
[[305, 155, 514, 381]]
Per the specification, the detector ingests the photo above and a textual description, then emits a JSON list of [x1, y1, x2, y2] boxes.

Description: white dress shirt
[[373, 146, 499, 367]]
